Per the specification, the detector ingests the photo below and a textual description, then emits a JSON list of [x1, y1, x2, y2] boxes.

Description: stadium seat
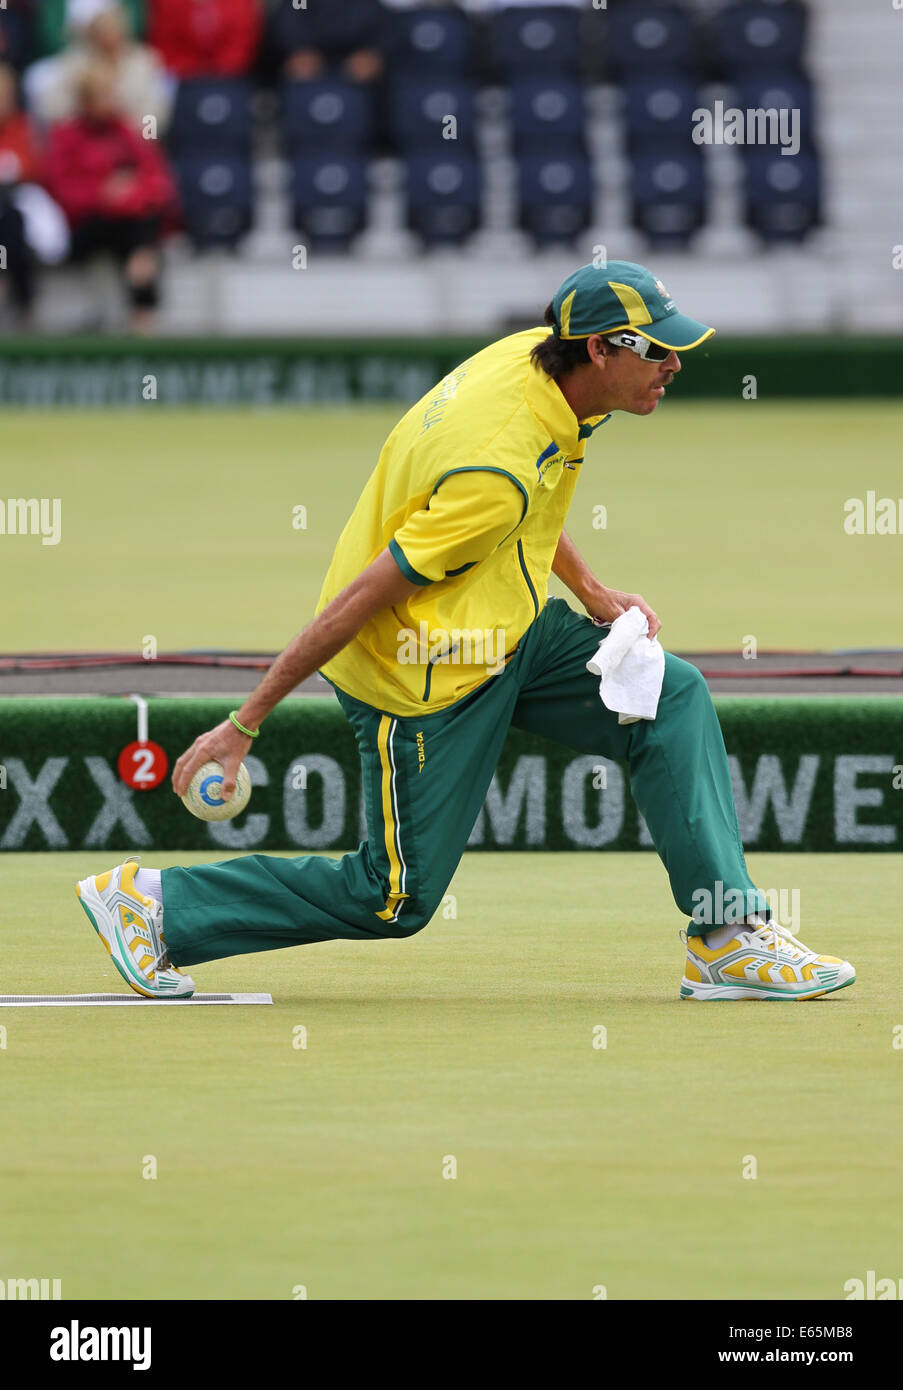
[[622, 75, 700, 154], [0, 9, 34, 71], [174, 156, 253, 250], [517, 152, 591, 246], [735, 74, 815, 154], [290, 155, 368, 251], [280, 79, 374, 154], [390, 78, 477, 153], [606, 2, 697, 77], [743, 148, 820, 242], [630, 150, 706, 246], [405, 153, 481, 245], [169, 79, 254, 156], [715, 0, 807, 76], [489, 6, 580, 80], [386, 7, 472, 76], [510, 78, 586, 156]]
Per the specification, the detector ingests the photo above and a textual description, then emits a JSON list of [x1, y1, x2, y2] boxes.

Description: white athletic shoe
[[75, 857, 195, 999], [680, 917, 855, 1001]]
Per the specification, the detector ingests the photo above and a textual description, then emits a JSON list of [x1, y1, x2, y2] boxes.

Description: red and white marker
[[117, 693, 168, 791]]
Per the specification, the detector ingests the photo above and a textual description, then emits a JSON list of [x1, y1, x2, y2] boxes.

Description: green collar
[[578, 415, 611, 440], [526, 363, 611, 453]]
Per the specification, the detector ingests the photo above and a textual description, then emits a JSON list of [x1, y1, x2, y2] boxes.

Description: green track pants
[[162, 598, 768, 967]]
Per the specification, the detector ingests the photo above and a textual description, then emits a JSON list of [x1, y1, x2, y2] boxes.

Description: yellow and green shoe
[[681, 918, 855, 1001], [75, 857, 194, 999]]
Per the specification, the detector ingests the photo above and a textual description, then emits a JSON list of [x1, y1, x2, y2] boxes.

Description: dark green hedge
[[0, 335, 900, 405], [1, 697, 901, 853]]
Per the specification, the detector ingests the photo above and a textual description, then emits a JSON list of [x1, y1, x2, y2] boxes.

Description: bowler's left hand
[[585, 584, 661, 640]]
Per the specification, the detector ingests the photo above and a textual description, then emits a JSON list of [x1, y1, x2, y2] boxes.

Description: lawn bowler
[[75, 261, 855, 1003]]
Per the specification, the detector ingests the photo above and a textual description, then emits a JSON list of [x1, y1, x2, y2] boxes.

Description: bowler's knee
[[372, 889, 448, 940], [662, 653, 710, 704]]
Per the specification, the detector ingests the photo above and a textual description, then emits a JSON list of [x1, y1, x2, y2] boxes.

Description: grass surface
[[2, 400, 901, 652], [1, 849, 899, 1301]]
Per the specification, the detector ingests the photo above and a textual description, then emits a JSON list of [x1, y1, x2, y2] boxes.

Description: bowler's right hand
[[172, 720, 253, 801]]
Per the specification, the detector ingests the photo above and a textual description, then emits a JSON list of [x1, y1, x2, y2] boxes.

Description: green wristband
[[229, 711, 260, 739]]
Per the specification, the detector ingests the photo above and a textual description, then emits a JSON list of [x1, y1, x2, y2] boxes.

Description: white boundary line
[[0, 993, 273, 1008]]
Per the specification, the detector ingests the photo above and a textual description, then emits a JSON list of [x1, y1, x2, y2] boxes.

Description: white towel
[[585, 606, 665, 725]]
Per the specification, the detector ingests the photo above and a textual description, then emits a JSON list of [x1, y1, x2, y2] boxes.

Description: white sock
[[134, 867, 162, 903], [703, 922, 740, 950]]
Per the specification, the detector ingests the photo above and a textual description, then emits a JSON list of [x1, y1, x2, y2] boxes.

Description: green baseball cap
[[552, 260, 714, 350]]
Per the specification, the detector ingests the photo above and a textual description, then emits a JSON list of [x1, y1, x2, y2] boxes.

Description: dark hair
[[530, 302, 620, 379]]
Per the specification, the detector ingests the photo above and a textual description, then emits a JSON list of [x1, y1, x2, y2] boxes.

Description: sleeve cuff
[[388, 537, 434, 586]]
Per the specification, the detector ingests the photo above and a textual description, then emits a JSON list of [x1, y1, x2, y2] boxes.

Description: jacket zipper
[[422, 641, 459, 702], [517, 539, 539, 618], [420, 549, 537, 700]]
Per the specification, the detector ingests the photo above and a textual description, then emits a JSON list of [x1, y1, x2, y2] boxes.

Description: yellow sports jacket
[[317, 327, 609, 715]]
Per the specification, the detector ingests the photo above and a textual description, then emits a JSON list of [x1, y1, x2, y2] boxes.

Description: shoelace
[[152, 912, 171, 972], [147, 902, 173, 974], [748, 921, 815, 963]]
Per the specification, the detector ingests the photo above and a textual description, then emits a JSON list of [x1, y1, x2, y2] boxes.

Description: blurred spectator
[[146, 0, 261, 79], [25, 5, 172, 133], [468, 1, 586, 8], [0, 62, 69, 324], [0, 1, 37, 74], [0, 62, 38, 320], [44, 62, 178, 331], [35, 0, 145, 57], [269, 0, 385, 84], [380, 0, 585, 8], [0, 63, 42, 184]]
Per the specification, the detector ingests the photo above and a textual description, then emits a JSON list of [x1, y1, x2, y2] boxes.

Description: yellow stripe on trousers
[[375, 714, 409, 921]]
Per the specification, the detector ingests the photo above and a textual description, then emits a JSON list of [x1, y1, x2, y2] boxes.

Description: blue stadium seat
[[735, 74, 815, 153], [174, 156, 253, 249], [622, 75, 700, 153], [517, 152, 591, 245], [715, 1, 806, 76], [510, 79, 586, 156], [280, 79, 374, 154], [290, 155, 368, 250], [743, 149, 819, 241], [0, 9, 34, 71], [630, 150, 705, 246], [490, 6, 580, 80], [390, 79, 476, 153], [405, 153, 481, 245], [386, 8, 472, 75], [170, 79, 254, 156], [606, 2, 697, 77]]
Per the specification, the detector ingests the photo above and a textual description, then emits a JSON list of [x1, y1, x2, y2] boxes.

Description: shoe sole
[[76, 877, 192, 1000], [680, 973, 856, 1001]]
